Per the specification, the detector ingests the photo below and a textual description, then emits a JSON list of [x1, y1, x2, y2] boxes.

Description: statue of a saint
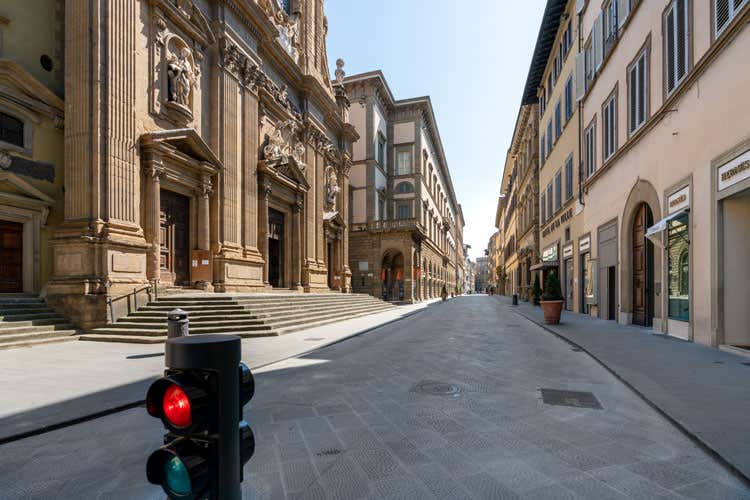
[[325, 167, 339, 212], [167, 47, 195, 106]]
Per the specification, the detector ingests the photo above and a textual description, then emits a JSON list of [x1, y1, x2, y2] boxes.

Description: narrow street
[[1, 296, 746, 499]]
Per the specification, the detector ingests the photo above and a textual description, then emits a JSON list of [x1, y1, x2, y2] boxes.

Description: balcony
[[352, 218, 427, 241]]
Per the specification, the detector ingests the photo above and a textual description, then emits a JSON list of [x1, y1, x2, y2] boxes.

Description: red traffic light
[[163, 384, 192, 428], [146, 373, 209, 434]]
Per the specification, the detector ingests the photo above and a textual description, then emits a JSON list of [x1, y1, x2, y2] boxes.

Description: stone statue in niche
[[325, 167, 339, 212], [335, 59, 346, 84], [167, 46, 195, 107], [292, 141, 305, 167]]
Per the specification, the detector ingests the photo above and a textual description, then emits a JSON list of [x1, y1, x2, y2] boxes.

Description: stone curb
[[506, 300, 750, 487]]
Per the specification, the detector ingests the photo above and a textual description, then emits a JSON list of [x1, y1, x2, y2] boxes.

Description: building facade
[[574, 0, 750, 349], [475, 256, 490, 293], [343, 72, 463, 303], [2, 0, 358, 328], [499, 154, 519, 296]]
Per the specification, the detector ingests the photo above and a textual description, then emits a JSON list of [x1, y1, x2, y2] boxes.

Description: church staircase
[[0, 295, 79, 349], [80, 293, 396, 343]]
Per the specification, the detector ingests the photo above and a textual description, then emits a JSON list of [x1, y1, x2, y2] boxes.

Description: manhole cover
[[305, 337, 325, 341], [540, 388, 603, 409], [413, 380, 461, 396]]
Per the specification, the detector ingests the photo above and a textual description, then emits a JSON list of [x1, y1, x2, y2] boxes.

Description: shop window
[[668, 212, 690, 321]]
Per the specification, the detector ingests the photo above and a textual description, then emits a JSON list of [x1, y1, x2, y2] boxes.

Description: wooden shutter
[[618, 0, 630, 27], [576, 0, 587, 13], [575, 53, 586, 101], [594, 13, 604, 72]]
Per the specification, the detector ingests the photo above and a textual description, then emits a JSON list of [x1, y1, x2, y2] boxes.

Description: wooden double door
[[160, 190, 190, 285], [632, 203, 654, 326], [0, 221, 23, 292]]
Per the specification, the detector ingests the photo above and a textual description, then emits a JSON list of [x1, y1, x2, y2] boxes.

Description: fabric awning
[[645, 208, 689, 247], [530, 261, 558, 271]]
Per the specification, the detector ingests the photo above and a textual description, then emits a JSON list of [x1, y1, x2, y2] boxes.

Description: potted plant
[[531, 274, 542, 306], [540, 272, 564, 324]]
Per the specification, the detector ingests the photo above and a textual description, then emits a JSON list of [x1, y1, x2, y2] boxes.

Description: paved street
[[1, 296, 748, 499]]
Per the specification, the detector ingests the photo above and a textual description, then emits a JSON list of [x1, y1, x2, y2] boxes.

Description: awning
[[530, 261, 558, 271], [645, 208, 689, 247]]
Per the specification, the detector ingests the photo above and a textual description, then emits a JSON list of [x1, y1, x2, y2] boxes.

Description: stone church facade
[[24, 0, 357, 328]]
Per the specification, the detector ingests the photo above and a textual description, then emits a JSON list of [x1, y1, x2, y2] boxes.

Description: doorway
[[721, 189, 750, 348], [327, 242, 333, 288], [607, 266, 617, 320], [632, 203, 654, 326], [564, 258, 574, 311], [160, 190, 190, 285], [268, 209, 284, 288], [579, 252, 590, 314], [0, 220, 23, 292]]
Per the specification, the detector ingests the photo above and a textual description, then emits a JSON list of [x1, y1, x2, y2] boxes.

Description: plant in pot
[[540, 272, 564, 324], [531, 274, 542, 306]]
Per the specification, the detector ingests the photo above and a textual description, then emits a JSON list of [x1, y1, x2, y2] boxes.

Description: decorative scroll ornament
[[325, 166, 339, 212]]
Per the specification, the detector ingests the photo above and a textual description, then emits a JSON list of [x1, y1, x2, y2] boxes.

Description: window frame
[[584, 116, 597, 179], [663, 0, 692, 98], [546, 181, 553, 220], [540, 191, 547, 223], [627, 35, 651, 137], [554, 100, 562, 141], [546, 120, 553, 155], [713, 0, 749, 38], [554, 169, 563, 212], [601, 85, 618, 162], [564, 74, 574, 122], [395, 147, 413, 176], [564, 154, 574, 200]]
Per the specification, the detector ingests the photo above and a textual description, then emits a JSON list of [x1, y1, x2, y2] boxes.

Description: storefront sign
[[562, 244, 573, 259], [668, 186, 690, 214], [718, 150, 750, 191], [542, 244, 558, 263], [542, 208, 573, 238], [579, 235, 591, 252]]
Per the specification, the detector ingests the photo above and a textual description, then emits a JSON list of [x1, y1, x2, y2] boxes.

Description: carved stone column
[[259, 180, 271, 285], [292, 195, 303, 290], [144, 161, 164, 282]]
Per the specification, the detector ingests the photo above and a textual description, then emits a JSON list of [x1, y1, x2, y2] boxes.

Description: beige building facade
[[3, 0, 359, 329], [343, 72, 463, 303], [574, 0, 750, 348]]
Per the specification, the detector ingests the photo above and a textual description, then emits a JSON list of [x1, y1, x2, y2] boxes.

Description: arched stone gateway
[[621, 180, 662, 326], [381, 249, 404, 302]]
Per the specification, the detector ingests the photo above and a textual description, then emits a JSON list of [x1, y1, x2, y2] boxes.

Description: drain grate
[[540, 388, 603, 410], [413, 380, 461, 396], [316, 448, 342, 457]]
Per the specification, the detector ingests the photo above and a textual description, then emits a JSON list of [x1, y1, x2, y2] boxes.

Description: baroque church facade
[[1, 0, 357, 328]]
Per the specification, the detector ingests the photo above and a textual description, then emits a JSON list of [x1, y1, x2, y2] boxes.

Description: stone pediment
[[0, 171, 54, 225], [0, 60, 63, 118], [323, 211, 345, 227], [153, 0, 216, 48], [260, 156, 310, 191], [140, 128, 222, 172]]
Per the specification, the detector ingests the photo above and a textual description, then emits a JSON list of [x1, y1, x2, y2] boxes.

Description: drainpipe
[[577, 9, 585, 207]]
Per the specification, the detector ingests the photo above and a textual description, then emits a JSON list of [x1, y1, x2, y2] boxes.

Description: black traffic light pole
[[166, 334, 241, 500]]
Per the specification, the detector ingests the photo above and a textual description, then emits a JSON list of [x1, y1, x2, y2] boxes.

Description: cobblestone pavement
[[1, 296, 748, 499]]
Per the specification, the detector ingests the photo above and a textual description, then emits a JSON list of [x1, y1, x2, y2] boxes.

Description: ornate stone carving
[[325, 166, 339, 212], [334, 58, 345, 84], [167, 46, 196, 106], [0, 151, 11, 170], [262, 119, 306, 170]]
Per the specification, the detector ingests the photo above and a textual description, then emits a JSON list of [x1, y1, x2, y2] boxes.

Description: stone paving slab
[[0, 299, 439, 442], [505, 295, 750, 485], [1, 296, 746, 499]]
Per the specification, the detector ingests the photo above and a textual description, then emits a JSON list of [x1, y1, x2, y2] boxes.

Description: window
[[628, 47, 649, 134], [0, 112, 23, 148], [540, 134, 546, 164], [395, 182, 413, 194], [539, 90, 546, 116], [554, 170, 562, 211], [602, 92, 617, 160], [541, 192, 547, 223], [546, 120, 552, 155], [396, 202, 411, 220], [546, 182, 553, 219], [604, 0, 619, 43], [585, 120, 596, 178], [377, 135, 386, 167], [564, 75, 573, 122], [396, 150, 412, 175], [561, 21, 572, 60], [565, 155, 574, 200], [554, 100, 562, 139], [664, 0, 690, 95], [547, 73, 553, 100], [584, 41, 594, 88], [378, 195, 385, 220], [715, 0, 748, 36], [667, 212, 690, 321]]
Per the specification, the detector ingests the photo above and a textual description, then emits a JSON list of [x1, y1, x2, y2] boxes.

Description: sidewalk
[[498, 295, 750, 483], [0, 299, 441, 442]]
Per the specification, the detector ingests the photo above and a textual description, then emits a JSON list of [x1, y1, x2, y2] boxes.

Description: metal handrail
[[106, 280, 158, 323]]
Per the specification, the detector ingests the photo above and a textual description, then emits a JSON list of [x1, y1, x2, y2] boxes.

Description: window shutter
[[594, 13, 604, 72], [576, 0, 587, 14], [715, 0, 730, 35], [618, 0, 630, 27], [575, 53, 586, 101]]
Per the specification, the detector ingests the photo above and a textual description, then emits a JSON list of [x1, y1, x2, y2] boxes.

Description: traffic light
[[145, 335, 255, 500]]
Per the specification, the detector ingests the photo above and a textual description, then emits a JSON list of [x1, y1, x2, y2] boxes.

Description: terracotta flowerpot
[[540, 300, 564, 324]]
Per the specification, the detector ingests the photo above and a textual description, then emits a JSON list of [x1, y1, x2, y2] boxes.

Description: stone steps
[[0, 295, 79, 349], [81, 292, 397, 343]]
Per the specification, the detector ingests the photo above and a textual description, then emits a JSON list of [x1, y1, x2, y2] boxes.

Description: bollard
[[167, 308, 189, 338], [512, 293, 518, 306]]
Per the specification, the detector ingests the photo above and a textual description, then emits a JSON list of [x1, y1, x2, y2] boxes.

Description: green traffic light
[[164, 455, 192, 497]]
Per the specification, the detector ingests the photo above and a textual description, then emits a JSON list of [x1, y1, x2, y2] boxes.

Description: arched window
[[395, 182, 414, 194]]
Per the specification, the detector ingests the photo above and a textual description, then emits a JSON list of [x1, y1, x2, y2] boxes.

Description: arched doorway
[[381, 250, 404, 302], [632, 203, 654, 326]]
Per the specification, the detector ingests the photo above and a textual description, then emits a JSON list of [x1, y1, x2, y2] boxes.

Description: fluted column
[[292, 195, 303, 289], [144, 162, 163, 282], [198, 174, 212, 251], [259, 180, 271, 285]]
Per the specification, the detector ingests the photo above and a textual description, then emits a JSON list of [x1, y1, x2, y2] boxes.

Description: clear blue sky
[[326, 0, 546, 260]]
